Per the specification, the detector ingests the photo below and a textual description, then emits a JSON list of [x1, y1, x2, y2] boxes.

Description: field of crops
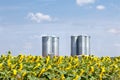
[[0, 52, 120, 80]]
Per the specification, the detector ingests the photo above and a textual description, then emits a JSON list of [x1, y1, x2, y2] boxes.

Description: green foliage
[[0, 53, 120, 80]]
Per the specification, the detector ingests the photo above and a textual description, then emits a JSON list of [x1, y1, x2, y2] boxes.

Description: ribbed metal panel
[[84, 36, 87, 55], [42, 36, 52, 57], [85, 36, 90, 55], [71, 36, 78, 56], [77, 35, 86, 55], [77, 35, 90, 55], [52, 37, 59, 56]]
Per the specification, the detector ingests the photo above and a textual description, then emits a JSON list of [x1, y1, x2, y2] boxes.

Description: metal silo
[[85, 36, 90, 55], [77, 35, 91, 55], [77, 35, 86, 55], [42, 36, 52, 57], [71, 35, 91, 56], [71, 36, 78, 56], [52, 37, 59, 56]]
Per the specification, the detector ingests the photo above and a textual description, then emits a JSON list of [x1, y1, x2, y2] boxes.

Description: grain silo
[[52, 37, 59, 56], [77, 35, 86, 55], [71, 35, 91, 56], [71, 36, 78, 56], [42, 36, 59, 57], [85, 36, 91, 55], [42, 36, 52, 57]]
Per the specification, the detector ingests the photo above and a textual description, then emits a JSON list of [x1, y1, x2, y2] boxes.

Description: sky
[[0, 0, 120, 57]]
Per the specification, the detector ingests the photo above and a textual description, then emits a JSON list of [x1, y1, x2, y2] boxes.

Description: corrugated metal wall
[[71, 35, 91, 56], [42, 36, 59, 57]]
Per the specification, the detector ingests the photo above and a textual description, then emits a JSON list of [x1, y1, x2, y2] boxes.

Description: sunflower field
[[0, 52, 120, 80]]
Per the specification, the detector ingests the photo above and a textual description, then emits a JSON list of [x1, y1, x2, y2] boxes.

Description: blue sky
[[0, 0, 120, 56]]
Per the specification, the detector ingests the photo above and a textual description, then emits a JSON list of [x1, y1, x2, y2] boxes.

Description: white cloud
[[27, 12, 52, 23], [96, 5, 105, 10], [76, 0, 96, 6], [108, 28, 120, 34]]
